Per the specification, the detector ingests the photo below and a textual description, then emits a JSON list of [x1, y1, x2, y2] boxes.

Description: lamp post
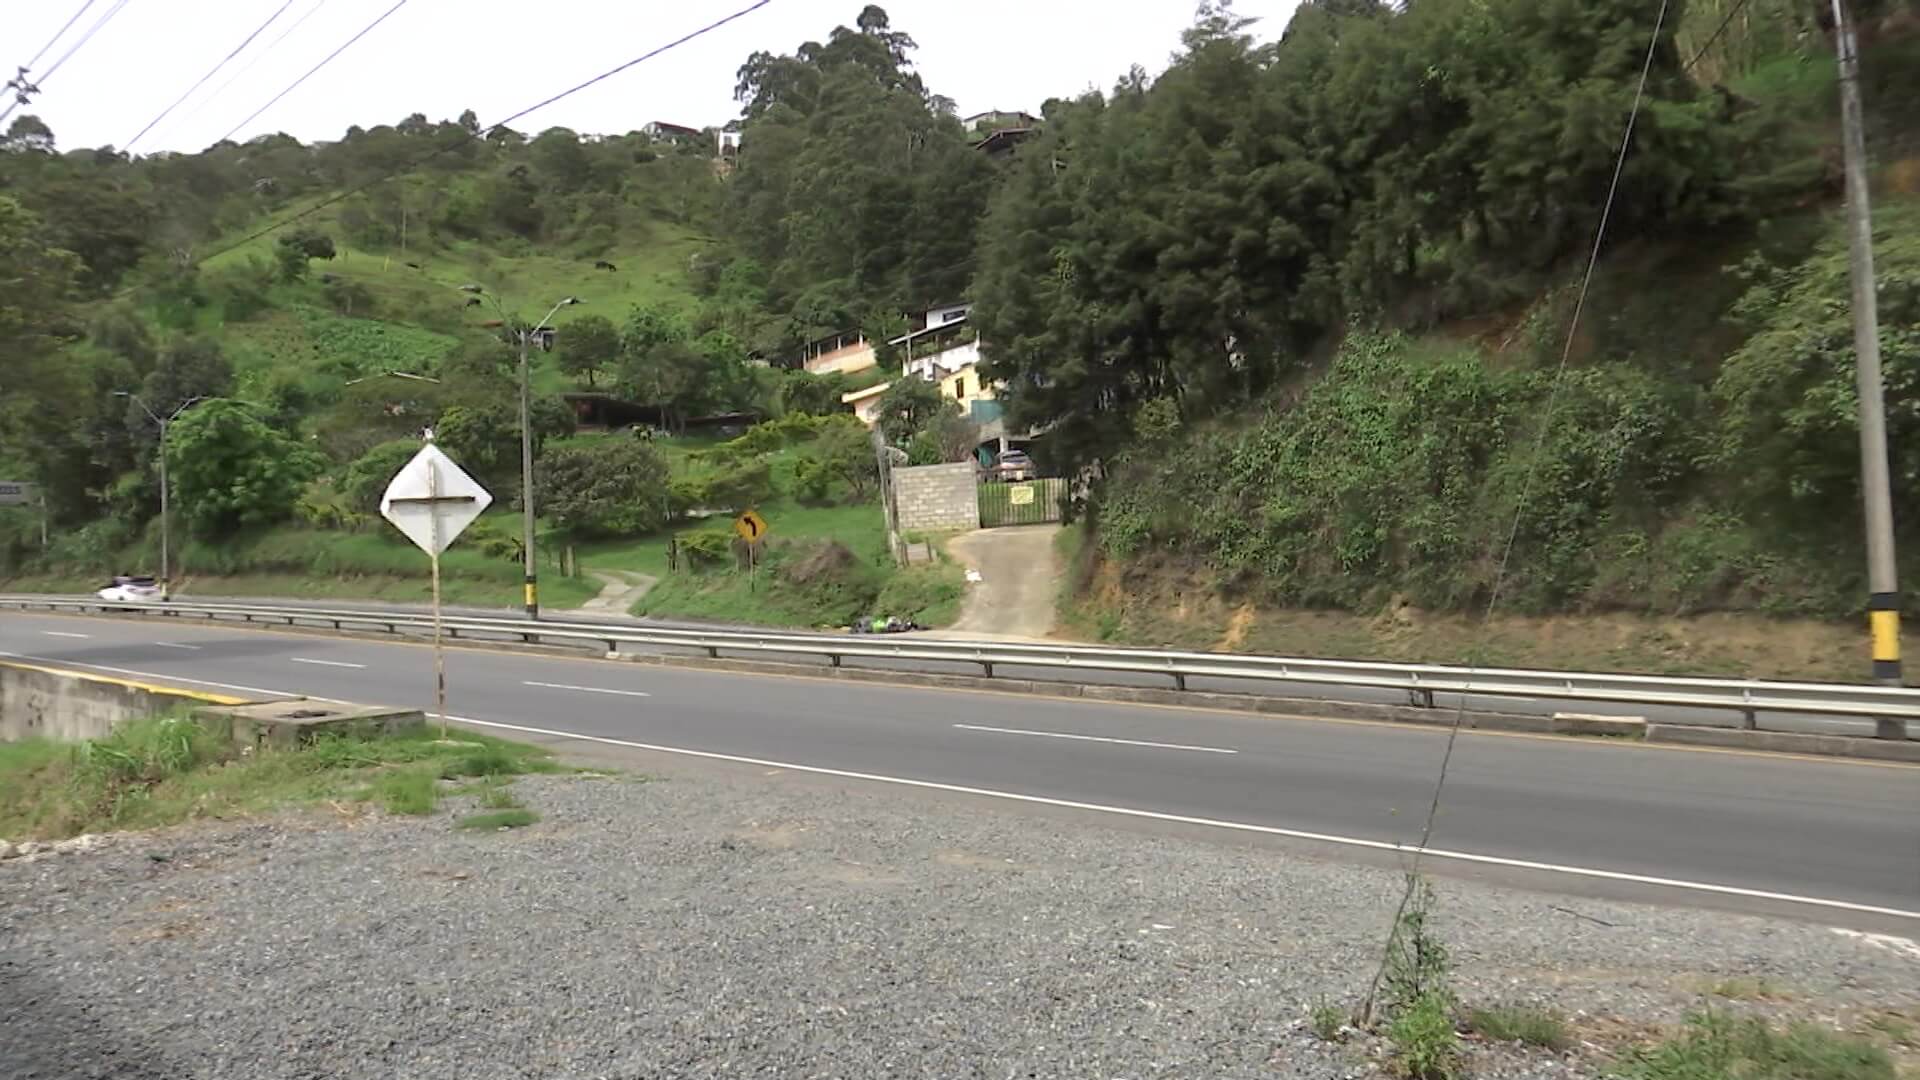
[[115, 392, 206, 602], [461, 286, 580, 620]]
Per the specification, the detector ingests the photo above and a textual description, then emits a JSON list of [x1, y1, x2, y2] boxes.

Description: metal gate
[[978, 477, 1066, 528]]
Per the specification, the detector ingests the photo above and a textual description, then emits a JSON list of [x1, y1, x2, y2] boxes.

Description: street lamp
[[460, 285, 580, 620], [115, 391, 207, 602]]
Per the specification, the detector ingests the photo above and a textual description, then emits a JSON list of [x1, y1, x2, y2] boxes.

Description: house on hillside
[[716, 121, 742, 159], [797, 330, 877, 378], [965, 109, 1040, 160], [962, 110, 1039, 136], [641, 121, 703, 142], [838, 302, 1026, 462]]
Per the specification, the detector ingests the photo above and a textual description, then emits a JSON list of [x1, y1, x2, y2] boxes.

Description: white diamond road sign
[[379, 445, 492, 556]]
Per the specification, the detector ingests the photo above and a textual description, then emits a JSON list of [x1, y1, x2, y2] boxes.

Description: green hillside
[[5, 1, 1920, 666]]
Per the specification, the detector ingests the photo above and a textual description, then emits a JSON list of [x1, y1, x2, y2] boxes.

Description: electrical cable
[[216, 0, 410, 144], [124, 0, 299, 151], [1357, 0, 1676, 1026], [173, 0, 332, 133], [189, 0, 776, 268], [37, 0, 133, 84], [0, 0, 125, 127], [1682, 0, 1756, 73], [21, 0, 99, 71]]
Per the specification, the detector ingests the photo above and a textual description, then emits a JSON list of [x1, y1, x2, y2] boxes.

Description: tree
[[873, 375, 950, 445], [340, 438, 421, 513], [273, 226, 335, 280], [725, 7, 994, 347], [777, 370, 849, 416], [794, 415, 879, 503], [538, 437, 671, 539], [164, 400, 323, 536], [1712, 204, 1920, 552], [128, 338, 233, 446], [556, 313, 619, 387]]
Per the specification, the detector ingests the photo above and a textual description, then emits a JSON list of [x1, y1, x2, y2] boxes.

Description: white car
[[96, 576, 162, 604]]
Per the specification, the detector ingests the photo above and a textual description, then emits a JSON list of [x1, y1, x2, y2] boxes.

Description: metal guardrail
[[4, 594, 1918, 734]]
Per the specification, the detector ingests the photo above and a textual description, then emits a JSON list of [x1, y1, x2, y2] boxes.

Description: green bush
[[1388, 992, 1462, 1080], [678, 530, 733, 569], [340, 439, 421, 514]]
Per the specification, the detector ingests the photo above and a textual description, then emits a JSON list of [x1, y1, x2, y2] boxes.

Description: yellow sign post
[[734, 510, 769, 591], [734, 509, 768, 544]]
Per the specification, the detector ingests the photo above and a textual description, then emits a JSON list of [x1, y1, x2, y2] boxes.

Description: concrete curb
[[1645, 723, 1920, 763], [24, 613, 1918, 764]]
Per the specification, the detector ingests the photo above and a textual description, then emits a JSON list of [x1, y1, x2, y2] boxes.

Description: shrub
[[340, 439, 421, 513], [538, 438, 671, 539], [678, 530, 732, 569], [1389, 992, 1462, 1080]]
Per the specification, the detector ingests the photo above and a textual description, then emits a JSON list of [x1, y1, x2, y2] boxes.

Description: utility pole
[[1829, 0, 1905, 735], [462, 286, 578, 620], [117, 392, 206, 603], [516, 326, 538, 619]]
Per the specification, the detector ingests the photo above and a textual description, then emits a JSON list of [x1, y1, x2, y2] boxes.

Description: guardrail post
[[1409, 688, 1435, 709], [981, 661, 995, 679], [1173, 672, 1187, 691], [829, 653, 843, 668], [707, 645, 720, 659], [1739, 708, 1757, 731]]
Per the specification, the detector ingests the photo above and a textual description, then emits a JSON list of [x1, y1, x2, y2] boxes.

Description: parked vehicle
[[96, 575, 161, 604], [992, 449, 1034, 481]]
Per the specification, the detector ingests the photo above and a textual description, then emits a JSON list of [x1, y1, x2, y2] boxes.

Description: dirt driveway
[[941, 524, 1061, 640]]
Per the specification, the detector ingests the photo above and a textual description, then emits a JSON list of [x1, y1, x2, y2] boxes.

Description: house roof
[[841, 382, 892, 405]]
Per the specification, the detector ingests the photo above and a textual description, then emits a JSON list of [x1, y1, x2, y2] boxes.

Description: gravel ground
[[2, 764, 1916, 1080]]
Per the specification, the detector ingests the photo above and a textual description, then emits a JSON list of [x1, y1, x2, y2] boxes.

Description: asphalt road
[[4, 610, 1918, 927]]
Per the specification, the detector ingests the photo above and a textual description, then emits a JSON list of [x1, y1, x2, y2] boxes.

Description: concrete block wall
[[0, 659, 245, 742], [894, 462, 980, 532]]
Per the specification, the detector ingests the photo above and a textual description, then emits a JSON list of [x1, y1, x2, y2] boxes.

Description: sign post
[[734, 510, 769, 592], [380, 443, 492, 738]]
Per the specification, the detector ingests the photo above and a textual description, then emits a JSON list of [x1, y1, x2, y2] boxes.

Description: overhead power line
[[1682, 0, 1756, 73], [192, 0, 776, 267], [216, 0, 410, 144], [173, 0, 333, 135], [38, 0, 133, 84], [125, 0, 299, 151], [22, 0, 99, 71], [1, 0, 130, 127]]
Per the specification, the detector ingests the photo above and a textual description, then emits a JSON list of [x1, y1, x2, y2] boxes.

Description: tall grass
[[0, 718, 557, 839]]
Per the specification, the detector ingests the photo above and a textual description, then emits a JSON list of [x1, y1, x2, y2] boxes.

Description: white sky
[[5, 0, 1302, 155]]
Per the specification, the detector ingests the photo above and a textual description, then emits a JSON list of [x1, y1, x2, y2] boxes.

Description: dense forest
[[3, 0, 1919, 625]]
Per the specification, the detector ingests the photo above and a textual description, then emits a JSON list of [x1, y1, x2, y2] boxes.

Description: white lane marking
[[954, 722, 1235, 755], [1832, 927, 1920, 961], [0, 651, 329, 702], [290, 657, 366, 669], [41, 630, 90, 639], [523, 680, 651, 698], [153, 642, 201, 650], [447, 713, 1920, 924]]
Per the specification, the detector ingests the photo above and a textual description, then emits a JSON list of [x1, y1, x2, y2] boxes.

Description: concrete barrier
[[0, 658, 258, 742], [0, 659, 425, 747]]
